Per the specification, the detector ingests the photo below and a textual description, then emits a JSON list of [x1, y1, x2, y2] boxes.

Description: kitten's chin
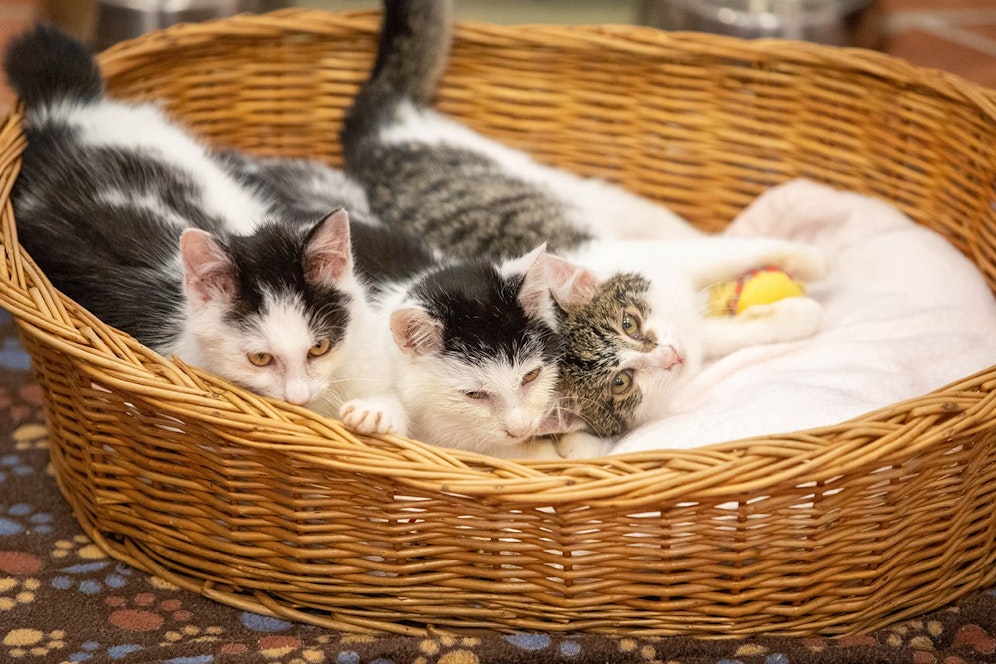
[[630, 368, 693, 428], [418, 426, 537, 456]]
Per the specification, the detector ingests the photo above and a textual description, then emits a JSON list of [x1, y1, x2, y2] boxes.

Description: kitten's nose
[[658, 345, 684, 370], [284, 381, 312, 405], [504, 413, 534, 439]]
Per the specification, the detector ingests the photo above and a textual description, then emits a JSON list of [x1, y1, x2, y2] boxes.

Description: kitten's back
[[341, 0, 592, 260]]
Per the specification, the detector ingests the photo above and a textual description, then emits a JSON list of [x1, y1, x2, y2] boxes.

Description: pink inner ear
[[390, 307, 444, 356], [544, 254, 599, 306], [304, 209, 353, 286], [179, 229, 235, 303], [516, 247, 553, 319]]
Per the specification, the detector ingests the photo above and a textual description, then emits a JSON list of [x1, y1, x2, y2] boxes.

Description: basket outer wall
[[0, 9, 994, 636]]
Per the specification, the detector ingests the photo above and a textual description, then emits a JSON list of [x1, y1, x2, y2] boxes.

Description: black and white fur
[[4, 25, 381, 415], [221, 153, 598, 453]]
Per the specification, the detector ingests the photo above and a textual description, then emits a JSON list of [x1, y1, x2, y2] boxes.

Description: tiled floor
[[1, 0, 994, 110]]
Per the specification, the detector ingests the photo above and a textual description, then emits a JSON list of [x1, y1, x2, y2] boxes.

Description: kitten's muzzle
[[638, 344, 684, 372]]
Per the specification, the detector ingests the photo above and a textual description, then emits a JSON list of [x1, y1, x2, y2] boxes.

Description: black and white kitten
[[221, 152, 597, 453], [4, 26, 382, 415], [340, 1, 828, 456]]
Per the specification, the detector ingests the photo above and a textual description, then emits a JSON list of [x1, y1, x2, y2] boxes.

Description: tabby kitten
[[340, 0, 699, 262], [558, 237, 827, 437]]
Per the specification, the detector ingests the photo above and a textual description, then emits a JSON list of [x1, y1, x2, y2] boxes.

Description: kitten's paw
[[340, 397, 409, 437], [553, 431, 616, 459], [495, 432, 614, 460], [740, 296, 823, 341]]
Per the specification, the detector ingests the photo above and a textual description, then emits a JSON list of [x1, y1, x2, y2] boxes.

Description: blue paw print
[[0, 503, 53, 536], [66, 641, 144, 662], [51, 561, 132, 594], [0, 454, 33, 484], [240, 612, 292, 632], [0, 337, 30, 371]]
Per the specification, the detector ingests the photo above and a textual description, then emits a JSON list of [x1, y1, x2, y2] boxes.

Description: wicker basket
[[1, 9, 994, 637]]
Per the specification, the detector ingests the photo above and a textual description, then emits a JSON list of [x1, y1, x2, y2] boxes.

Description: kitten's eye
[[521, 367, 541, 384], [621, 312, 642, 339], [247, 352, 273, 367], [611, 369, 635, 397], [309, 338, 332, 357], [464, 391, 489, 400]]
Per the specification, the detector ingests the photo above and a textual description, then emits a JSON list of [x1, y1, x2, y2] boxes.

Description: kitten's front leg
[[702, 296, 823, 358], [340, 395, 409, 437], [685, 238, 831, 288], [554, 431, 616, 459]]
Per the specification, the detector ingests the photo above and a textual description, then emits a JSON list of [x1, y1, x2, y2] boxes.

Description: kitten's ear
[[511, 245, 598, 321], [303, 209, 353, 287], [179, 229, 236, 305], [506, 244, 553, 321], [500, 243, 548, 280], [390, 307, 444, 357], [542, 254, 599, 307]]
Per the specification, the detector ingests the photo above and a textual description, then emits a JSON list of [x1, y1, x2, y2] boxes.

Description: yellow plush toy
[[707, 266, 805, 317]]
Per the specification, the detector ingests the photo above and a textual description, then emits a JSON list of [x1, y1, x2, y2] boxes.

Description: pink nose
[[504, 423, 533, 439], [284, 381, 311, 405], [659, 345, 684, 370]]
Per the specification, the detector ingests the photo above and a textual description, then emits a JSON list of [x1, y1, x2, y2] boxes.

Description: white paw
[[553, 431, 615, 459], [340, 397, 409, 437], [740, 296, 823, 340]]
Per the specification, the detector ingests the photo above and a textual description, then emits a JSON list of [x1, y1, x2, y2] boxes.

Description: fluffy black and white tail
[[341, 0, 453, 157], [4, 24, 103, 110]]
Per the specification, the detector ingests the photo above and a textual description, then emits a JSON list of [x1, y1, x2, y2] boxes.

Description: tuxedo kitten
[[4, 26, 379, 414], [222, 150, 597, 452], [341, 245, 598, 453], [340, 0, 699, 266]]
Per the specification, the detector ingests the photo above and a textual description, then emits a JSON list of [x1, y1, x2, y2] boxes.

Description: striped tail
[[341, 0, 453, 159]]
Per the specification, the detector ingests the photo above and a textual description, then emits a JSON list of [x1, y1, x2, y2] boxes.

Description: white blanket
[[611, 179, 996, 454]]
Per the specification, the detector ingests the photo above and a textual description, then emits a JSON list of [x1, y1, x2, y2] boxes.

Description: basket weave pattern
[[0, 9, 994, 636]]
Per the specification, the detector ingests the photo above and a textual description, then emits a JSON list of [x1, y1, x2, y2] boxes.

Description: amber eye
[[521, 367, 541, 384], [464, 391, 488, 400], [610, 369, 635, 397], [621, 311, 642, 339], [247, 352, 273, 367], [309, 338, 332, 357]]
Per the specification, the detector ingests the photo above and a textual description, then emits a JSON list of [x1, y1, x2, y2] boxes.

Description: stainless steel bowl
[[47, 0, 290, 51], [640, 0, 882, 47]]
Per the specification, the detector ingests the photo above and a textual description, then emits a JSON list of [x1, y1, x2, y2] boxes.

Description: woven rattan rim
[[0, 9, 994, 636]]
